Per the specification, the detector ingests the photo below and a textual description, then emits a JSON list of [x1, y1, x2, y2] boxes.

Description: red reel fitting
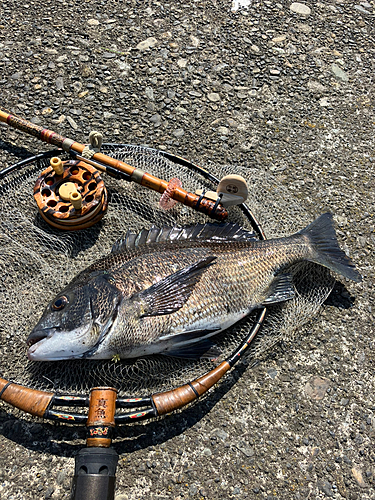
[[34, 158, 108, 231]]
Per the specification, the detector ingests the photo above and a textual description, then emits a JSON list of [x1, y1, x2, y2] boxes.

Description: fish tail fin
[[299, 213, 362, 282]]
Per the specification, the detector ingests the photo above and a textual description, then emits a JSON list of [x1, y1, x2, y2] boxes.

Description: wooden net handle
[[152, 361, 231, 415], [0, 377, 53, 417]]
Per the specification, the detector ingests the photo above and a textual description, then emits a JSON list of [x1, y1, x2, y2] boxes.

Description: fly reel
[[34, 157, 108, 231]]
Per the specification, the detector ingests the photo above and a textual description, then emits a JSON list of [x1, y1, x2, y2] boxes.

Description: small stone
[[56, 469, 68, 485], [73, 81, 82, 92], [203, 448, 212, 456], [304, 376, 330, 400], [354, 5, 372, 14], [145, 86, 154, 100], [352, 467, 367, 487], [213, 62, 228, 72], [55, 115, 65, 124], [227, 118, 238, 128], [66, 116, 78, 130], [150, 114, 162, 126], [272, 35, 287, 43], [81, 65, 91, 77], [331, 63, 349, 82], [217, 126, 229, 135], [11, 72, 21, 80], [189, 90, 202, 98], [270, 69, 280, 76], [173, 128, 184, 138], [56, 54, 68, 63], [250, 45, 260, 53], [267, 367, 278, 379], [55, 76, 64, 90], [41, 107, 52, 115], [236, 442, 255, 457], [44, 487, 54, 499], [177, 58, 188, 68], [190, 35, 200, 47], [102, 52, 116, 59], [114, 495, 129, 500], [307, 80, 327, 92], [317, 480, 334, 497], [136, 37, 158, 51], [213, 429, 228, 441], [189, 484, 198, 496], [207, 92, 220, 102], [290, 2, 311, 16], [87, 19, 100, 26], [319, 97, 330, 107], [340, 398, 349, 406]]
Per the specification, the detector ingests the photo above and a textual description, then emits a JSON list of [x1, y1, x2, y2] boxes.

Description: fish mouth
[[26, 327, 59, 360], [27, 327, 59, 347]]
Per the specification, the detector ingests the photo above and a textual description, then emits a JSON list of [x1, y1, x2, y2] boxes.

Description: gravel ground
[[0, 0, 374, 499]]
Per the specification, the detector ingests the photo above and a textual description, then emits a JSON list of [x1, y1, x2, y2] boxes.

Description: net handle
[[0, 377, 54, 417]]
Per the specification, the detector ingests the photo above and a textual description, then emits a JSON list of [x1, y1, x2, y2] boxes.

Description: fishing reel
[[34, 157, 108, 231]]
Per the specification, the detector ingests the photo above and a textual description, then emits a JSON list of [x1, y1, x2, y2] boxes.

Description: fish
[[27, 213, 361, 361]]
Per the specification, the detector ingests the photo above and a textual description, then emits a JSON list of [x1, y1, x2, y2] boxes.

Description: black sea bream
[[27, 213, 361, 361]]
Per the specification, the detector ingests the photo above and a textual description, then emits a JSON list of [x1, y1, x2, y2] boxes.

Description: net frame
[[0, 146, 268, 424]]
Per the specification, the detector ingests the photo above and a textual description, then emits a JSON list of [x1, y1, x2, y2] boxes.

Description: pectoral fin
[[134, 256, 217, 317], [262, 273, 295, 305]]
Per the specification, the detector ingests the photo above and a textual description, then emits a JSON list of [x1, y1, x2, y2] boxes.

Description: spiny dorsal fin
[[111, 223, 257, 254]]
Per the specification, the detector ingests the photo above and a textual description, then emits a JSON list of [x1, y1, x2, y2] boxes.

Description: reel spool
[[34, 157, 108, 231]]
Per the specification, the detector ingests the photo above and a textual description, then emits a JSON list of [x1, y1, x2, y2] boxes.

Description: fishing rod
[[0, 108, 228, 222]]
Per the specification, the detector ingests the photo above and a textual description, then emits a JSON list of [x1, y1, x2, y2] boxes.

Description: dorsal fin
[[111, 223, 257, 254]]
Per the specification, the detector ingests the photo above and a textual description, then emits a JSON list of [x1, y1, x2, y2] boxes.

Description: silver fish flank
[[27, 213, 361, 361]]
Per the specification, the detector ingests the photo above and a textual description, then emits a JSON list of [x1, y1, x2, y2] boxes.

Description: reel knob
[[195, 174, 249, 208], [216, 174, 248, 207], [34, 157, 108, 231]]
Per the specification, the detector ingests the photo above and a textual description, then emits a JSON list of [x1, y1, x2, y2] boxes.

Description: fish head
[[27, 272, 122, 361]]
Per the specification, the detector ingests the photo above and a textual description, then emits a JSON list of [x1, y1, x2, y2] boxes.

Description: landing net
[[0, 145, 333, 396]]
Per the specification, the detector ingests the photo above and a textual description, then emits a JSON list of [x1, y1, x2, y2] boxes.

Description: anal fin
[[162, 340, 221, 360], [262, 273, 295, 305]]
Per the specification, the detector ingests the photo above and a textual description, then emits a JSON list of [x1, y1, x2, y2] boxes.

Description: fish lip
[[26, 327, 61, 347]]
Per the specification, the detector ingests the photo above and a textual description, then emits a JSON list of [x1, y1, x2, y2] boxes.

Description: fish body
[[27, 213, 361, 361]]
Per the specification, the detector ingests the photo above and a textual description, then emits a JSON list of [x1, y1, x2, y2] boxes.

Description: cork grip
[[0, 377, 53, 418], [152, 361, 231, 415]]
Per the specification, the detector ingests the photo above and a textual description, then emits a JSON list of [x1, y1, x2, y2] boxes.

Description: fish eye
[[52, 296, 68, 311]]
